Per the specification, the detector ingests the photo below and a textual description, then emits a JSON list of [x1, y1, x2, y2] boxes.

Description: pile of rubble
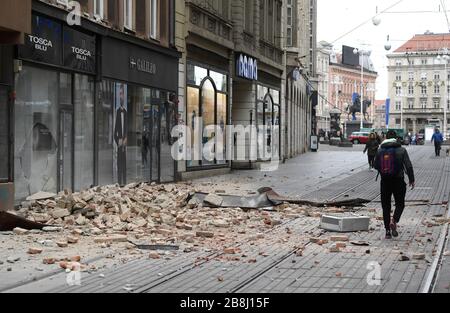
[[10, 183, 319, 249]]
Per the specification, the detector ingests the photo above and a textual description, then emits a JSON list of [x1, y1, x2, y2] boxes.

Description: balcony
[[0, 0, 31, 44]]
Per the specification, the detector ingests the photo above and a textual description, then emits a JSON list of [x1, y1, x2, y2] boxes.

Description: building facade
[[373, 100, 387, 130], [1, 0, 180, 206], [387, 33, 450, 135], [284, 0, 317, 158], [328, 53, 378, 134], [176, 0, 287, 180], [316, 41, 331, 132], [0, 0, 32, 210]]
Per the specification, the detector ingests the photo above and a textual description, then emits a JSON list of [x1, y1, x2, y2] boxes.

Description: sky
[[318, 0, 450, 99]]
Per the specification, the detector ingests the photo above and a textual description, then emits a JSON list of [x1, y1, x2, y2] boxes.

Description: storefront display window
[[15, 66, 59, 200], [186, 62, 229, 168], [256, 84, 281, 160], [74, 74, 95, 191], [98, 81, 115, 186], [98, 81, 175, 185]]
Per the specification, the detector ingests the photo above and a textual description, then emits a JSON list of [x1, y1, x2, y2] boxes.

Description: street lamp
[[437, 48, 449, 140], [354, 48, 371, 130]]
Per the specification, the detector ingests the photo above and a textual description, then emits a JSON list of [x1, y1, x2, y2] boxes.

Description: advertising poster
[[113, 83, 128, 186]]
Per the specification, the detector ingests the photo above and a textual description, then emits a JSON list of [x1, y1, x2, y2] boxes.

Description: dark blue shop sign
[[18, 14, 96, 74], [236, 53, 258, 81], [18, 14, 62, 66], [63, 27, 96, 73]]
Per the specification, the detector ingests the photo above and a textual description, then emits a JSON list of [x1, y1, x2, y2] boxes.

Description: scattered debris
[[351, 241, 370, 246], [399, 255, 410, 262], [196, 231, 215, 238], [149, 252, 161, 260], [28, 247, 43, 255], [330, 236, 349, 242], [94, 235, 128, 244], [7, 256, 20, 264], [13, 227, 29, 235], [412, 253, 426, 260]]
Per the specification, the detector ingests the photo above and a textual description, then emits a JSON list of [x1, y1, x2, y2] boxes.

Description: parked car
[[349, 132, 370, 145]]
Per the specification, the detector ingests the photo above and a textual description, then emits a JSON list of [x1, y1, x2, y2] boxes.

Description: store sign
[[63, 27, 96, 73], [236, 53, 258, 81], [18, 15, 62, 66], [130, 57, 156, 75], [102, 37, 178, 92]]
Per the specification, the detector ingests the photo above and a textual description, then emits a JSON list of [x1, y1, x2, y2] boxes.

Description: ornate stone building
[[387, 33, 450, 135], [177, 0, 287, 179]]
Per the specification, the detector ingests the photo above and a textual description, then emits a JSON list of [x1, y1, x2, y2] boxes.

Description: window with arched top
[[186, 62, 228, 168], [257, 85, 281, 160]]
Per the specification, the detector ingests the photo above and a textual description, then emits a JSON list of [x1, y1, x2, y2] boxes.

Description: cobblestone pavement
[[3, 145, 450, 293]]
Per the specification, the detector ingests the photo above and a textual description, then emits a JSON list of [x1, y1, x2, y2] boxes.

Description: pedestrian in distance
[[363, 133, 380, 171], [374, 130, 415, 240], [431, 128, 444, 157]]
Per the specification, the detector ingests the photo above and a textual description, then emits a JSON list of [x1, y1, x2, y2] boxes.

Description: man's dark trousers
[[435, 142, 442, 157], [381, 178, 407, 230], [118, 146, 127, 186]]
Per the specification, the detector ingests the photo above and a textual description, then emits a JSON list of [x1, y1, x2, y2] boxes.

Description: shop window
[[186, 63, 229, 168], [98, 81, 174, 185], [74, 74, 94, 191], [187, 87, 200, 168], [210, 71, 227, 92], [14, 66, 59, 200], [257, 85, 281, 160], [160, 93, 177, 183], [126, 85, 145, 183], [201, 79, 215, 165], [98, 81, 115, 186], [0, 88, 9, 181]]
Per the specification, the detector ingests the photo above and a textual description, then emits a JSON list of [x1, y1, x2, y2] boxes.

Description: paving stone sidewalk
[[3, 145, 449, 293]]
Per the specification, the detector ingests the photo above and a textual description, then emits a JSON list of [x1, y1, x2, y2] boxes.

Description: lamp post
[[437, 48, 449, 140], [354, 48, 371, 130]]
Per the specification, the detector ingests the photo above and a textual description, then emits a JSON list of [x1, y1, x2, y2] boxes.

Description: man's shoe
[[385, 231, 392, 240], [390, 221, 399, 238]]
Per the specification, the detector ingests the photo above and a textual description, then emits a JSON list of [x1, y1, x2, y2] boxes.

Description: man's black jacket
[[374, 139, 415, 183]]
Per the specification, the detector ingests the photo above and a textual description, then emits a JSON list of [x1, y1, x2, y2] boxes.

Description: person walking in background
[[375, 130, 415, 240], [431, 128, 444, 157], [364, 133, 380, 171]]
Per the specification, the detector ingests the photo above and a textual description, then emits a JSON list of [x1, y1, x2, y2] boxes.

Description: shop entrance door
[[59, 110, 73, 192]]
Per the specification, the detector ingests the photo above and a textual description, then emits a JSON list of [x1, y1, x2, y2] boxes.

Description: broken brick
[[94, 235, 128, 244], [330, 236, 349, 242], [28, 247, 43, 255], [196, 231, 214, 238]]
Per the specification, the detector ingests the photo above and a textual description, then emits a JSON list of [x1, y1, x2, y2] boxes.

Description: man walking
[[375, 130, 415, 239], [363, 133, 380, 171], [431, 128, 444, 157]]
